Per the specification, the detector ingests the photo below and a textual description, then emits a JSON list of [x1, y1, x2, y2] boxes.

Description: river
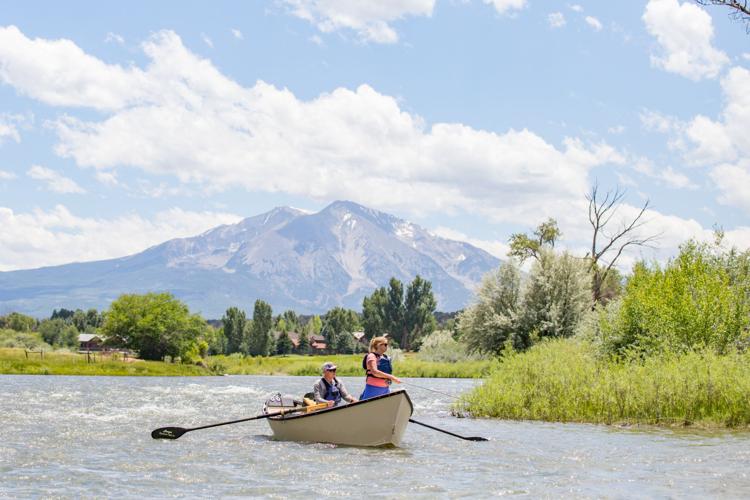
[[2, 375, 749, 498]]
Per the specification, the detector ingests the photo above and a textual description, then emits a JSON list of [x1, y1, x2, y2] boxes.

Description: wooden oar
[[152, 407, 309, 440], [409, 418, 488, 441]]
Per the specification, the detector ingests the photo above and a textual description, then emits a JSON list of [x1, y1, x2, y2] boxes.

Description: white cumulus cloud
[[548, 12, 566, 28], [0, 112, 28, 144], [27, 165, 85, 194], [0, 27, 629, 228], [643, 0, 729, 80], [281, 0, 435, 43], [430, 226, 510, 259], [484, 0, 527, 15], [0, 205, 242, 271], [585, 16, 603, 31], [645, 67, 750, 214], [231, 28, 243, 40]]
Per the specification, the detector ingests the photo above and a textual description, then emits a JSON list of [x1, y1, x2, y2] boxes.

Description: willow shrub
[[460, 339, 750, 427], [592, 242, 750, 356], [417, 330, 487, 363]]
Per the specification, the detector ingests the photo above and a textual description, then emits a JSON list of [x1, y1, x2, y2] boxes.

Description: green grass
[[209, 353, 497, 378], [0, 348, 209, 376], [460, 339, 750, 428], [0, 349, 495, 378]]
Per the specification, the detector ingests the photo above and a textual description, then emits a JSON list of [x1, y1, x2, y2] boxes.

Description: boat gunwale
[[269, 390, 413, 421]]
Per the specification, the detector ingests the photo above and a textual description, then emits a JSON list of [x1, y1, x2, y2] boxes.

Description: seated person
[[313, 362, 357, 407]]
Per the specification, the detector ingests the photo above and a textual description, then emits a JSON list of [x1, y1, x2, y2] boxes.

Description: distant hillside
[[0, 201, 501, 317]]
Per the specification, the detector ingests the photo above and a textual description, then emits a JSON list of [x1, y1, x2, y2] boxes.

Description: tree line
[[0, 275, 438, 363]]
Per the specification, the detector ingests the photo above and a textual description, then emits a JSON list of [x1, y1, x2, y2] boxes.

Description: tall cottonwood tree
[[403, 276, 437, 350], [362, 287, 387, 340], [247, 300, 274, 356], [362, 276, 437, 350], [221, 306, 247, 354]]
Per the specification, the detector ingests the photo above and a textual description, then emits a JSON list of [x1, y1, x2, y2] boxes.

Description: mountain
[[0, 201, 501, 317]]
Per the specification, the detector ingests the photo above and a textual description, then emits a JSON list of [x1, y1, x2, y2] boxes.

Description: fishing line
[[401, 381, 465, 401]]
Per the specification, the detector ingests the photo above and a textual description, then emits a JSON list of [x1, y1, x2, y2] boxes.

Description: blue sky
[[0, 0, 748, 272]]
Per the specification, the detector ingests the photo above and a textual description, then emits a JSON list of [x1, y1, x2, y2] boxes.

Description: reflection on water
[[2, 374, 750, 498]]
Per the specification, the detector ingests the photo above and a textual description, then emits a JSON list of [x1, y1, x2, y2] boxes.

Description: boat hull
[[267, 390, 413, 447]]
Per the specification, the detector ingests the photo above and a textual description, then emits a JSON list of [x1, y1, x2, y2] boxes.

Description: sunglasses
[[326, 368, 337, 372]]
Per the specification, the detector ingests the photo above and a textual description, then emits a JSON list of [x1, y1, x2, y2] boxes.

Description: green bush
[[459, 251, 590, 354], [461, 338, 750, 427], [0, 329, 51, 349], [587, 242, 750, 356], [417, 330, 486, 363]]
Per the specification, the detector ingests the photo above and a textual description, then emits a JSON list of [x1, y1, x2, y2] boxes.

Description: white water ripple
[[2, 374, 750, 498]]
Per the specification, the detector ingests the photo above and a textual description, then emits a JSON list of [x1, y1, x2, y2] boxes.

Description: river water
[[2, 375, 750, 498]]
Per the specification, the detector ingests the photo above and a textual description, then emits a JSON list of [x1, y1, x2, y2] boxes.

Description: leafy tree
[[280, 310, 299, 332], [322, 307, 360, 353], [276, 318, 288, 333], [309, 315, 322, 335], [204, 324, 227, 355], [362, 276, 438, 350], [38, 319, 79, 348], [275, 330, 294, 355], [85, 308, 103, 329], [71, 309, 87, 332], [51, 308, 75, 321], [418, 330, 482, 363], [1, 312, 37, 332], [385, 278, 405, 341], [459, 261, 522, 355], [333, 330, 357, 354], [403, 275, 437, 350], [297, 329, 311, 354], [101, 292, 207, 361], [362, 286, 387, 340], [593, 241, 750, 356], [516, 250, 591, 344], [247, 300, 274, 356], [222, 307, 247, 354], [508, 218, 561, 262]]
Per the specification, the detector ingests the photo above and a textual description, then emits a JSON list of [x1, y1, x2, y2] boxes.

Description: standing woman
[[360, 336, 401, 400]]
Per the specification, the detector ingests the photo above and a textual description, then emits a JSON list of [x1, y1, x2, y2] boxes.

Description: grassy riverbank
[[0, 348, 209, 376], [460, 339, 750, 428], [210, 353, 497, 378], [0, 348, 496, 378]]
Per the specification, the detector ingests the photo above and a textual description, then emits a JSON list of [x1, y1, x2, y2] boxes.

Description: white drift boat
[[266, 390, 414, 447]]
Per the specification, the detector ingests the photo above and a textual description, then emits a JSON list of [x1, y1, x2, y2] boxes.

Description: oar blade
[[466, 436, 489, 441], [151, 426, 188, 440]]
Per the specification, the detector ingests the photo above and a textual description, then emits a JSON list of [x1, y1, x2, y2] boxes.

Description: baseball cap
[[321, 362, 337, 373]]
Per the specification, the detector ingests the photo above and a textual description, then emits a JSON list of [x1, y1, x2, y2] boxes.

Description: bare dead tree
[[586, 184, 660, 306], [696, 1, 750, 31]]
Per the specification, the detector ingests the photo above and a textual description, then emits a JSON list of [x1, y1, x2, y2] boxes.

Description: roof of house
[[78, 333, 101, 342]]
